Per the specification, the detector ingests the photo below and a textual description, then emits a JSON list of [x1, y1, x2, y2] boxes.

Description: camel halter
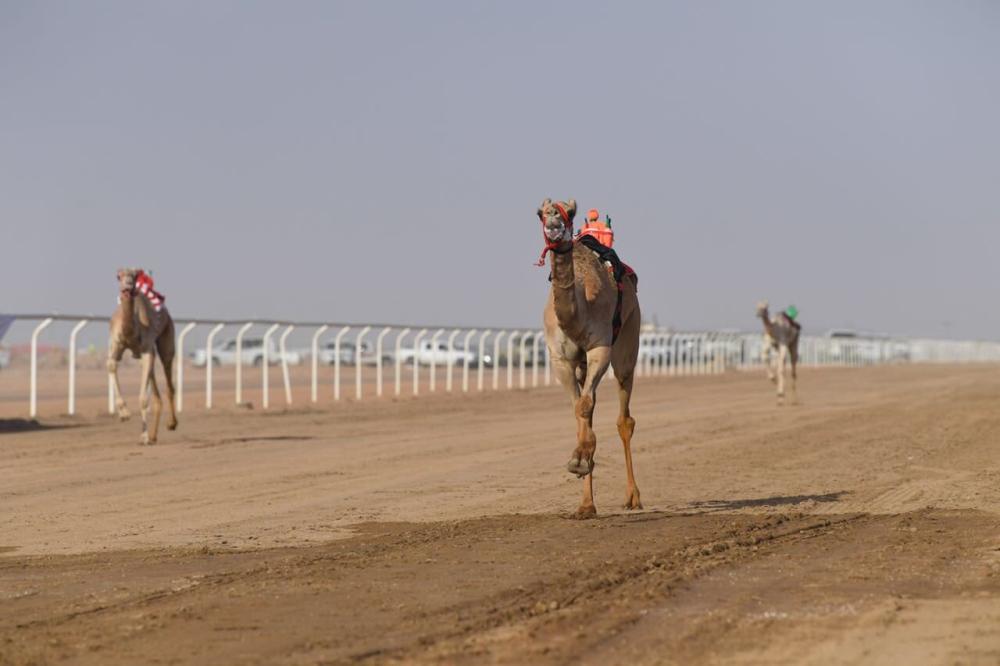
[[535, 202, 573, 267]]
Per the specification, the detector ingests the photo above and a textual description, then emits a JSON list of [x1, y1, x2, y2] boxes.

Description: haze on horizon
[[3, 1, 999, 340]]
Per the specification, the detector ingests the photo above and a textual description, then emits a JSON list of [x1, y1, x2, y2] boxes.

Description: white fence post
[[462, 329, 482, 393], [545, 330, 552, 385], [655, 333, 664, 375], [413, 329, 428, 395], [67, 319, 88, 416], [376, 326, 392, 397], [519, 331, 530, 389], [506, 331, 520, 389], [235, 322, 253, 405], [429, 329, 445, 393], [395, 328, 411, 396], [477, 330, 492, 391], [310, 324, 329, 403], [204, 323, 225, 409], [446, 329, 461, 393], [533, 329, 544, 387], [175, 322, 197, 413], [261, 323, 280, 409], [355, 326, 371, 400], [670, 335, 679, 376], [280, 324, 295, 405], [333, 325, 351, 401], [29, 317, 53, 418], [638, 333, 647, 378], [493, 331, 508, 390], [684, 334, 693, 375]]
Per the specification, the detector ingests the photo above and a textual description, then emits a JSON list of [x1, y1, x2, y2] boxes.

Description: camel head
[[537, 198, 577, 246], [116, 267, 141, 300], [756, 300, 770, 319]]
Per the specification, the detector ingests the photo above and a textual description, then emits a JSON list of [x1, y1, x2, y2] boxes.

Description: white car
[[0, 347, 9, 369], [192, 338, 302, 367], [397, 340, 477, 366], [825, 330, 882, 364], [317, 341, 372, 366]]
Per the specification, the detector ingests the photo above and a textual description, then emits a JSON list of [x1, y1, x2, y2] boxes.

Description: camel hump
[[576, 234, 636, 286]]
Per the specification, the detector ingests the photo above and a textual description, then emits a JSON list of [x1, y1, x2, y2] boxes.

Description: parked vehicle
[[638, 337, 705, 366], [317, 341, 372, 366], [0, 347, 10, 369], [638, 337, 669, 366], [825, 330, 882, 364], [192, 338, 302, 367], [397, 340, 477, 367], [508, 332, 547, 367]]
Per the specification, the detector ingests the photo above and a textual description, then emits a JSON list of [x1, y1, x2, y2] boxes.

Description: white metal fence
[[4, 313, 1000, 419]]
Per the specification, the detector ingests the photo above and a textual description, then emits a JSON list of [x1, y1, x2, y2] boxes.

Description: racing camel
[[756, 300, 800, 405], [537, 198, 642, 518], [108, 268, 177, 444]]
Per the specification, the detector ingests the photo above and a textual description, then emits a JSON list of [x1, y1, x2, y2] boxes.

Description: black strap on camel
[[576, 234, 636, 344]]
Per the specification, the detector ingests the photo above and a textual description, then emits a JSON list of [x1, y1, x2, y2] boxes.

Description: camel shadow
[[0, 419, 82, 434], [686, 491, 849, 513]]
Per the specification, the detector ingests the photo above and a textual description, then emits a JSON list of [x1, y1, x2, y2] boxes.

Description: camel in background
[[538, 198, 642, 518], [108, 268, 177, 444], [756, 300, 800, 405]]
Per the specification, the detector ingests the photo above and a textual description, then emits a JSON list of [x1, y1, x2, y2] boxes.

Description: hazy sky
[[3, 1, 999, 339]]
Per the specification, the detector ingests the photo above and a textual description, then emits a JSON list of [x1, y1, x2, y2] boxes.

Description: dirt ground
[[2, 365, 999, 665]]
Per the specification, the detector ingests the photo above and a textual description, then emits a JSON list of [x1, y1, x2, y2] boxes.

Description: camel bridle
[[535, 202, 574, 267]]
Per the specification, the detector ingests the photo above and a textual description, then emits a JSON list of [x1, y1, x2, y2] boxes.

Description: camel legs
[[776, 345, 788, 405], [567, 346, 612, 518], [157, 326, 178, 431], [614, 369, 642, 509], [763, 338, 776, 382], [611, 340, 642, 510], [107, 344, 131, 421], [137, 350, 162, 445], [789, 345, 799, 405]]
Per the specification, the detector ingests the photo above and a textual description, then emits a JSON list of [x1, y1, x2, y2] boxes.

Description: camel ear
[[565, 199, 577, 222], [537, 198, 552, 220]]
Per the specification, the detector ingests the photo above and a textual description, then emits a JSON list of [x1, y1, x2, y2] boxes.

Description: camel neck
[[120, 294, 137, 339], [759, 311, 776, 337], [549, 243, 585, 340]]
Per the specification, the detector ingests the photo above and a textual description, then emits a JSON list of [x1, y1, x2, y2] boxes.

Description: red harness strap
[[134, 271, 165, 312], [535, 202, 573, 267]]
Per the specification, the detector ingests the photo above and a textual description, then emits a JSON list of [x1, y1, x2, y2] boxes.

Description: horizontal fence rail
[[4, 313, 1000, 419]]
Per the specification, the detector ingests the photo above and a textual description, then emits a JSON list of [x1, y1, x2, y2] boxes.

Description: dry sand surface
[[1, 365, 999, 664]]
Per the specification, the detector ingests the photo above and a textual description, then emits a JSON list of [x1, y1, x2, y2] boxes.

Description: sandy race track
[[2, 365, 999, 664]]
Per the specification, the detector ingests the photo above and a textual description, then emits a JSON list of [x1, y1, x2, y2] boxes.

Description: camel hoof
[[167, 419, 178, 431], [566, 457, 594, 478], [624, 495, 643, 511], [572, 505, 597, 520], [140, 433, 150, 446], [118, 409, 131, 422]]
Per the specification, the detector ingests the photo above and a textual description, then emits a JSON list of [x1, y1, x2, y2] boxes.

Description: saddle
[[576, 234, 637, 343], [780, 312, 801, 332]]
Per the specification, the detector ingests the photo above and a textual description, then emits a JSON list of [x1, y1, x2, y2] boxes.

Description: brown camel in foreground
[[538, 198, 642, 518], [108, 268, 177, 445], [756, 300, 800, 405]]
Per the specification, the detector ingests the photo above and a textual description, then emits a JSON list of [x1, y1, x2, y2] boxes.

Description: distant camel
[[756, 301, 800, 405], [538, 198, 642, 518], [108, 268, 177, 444]]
